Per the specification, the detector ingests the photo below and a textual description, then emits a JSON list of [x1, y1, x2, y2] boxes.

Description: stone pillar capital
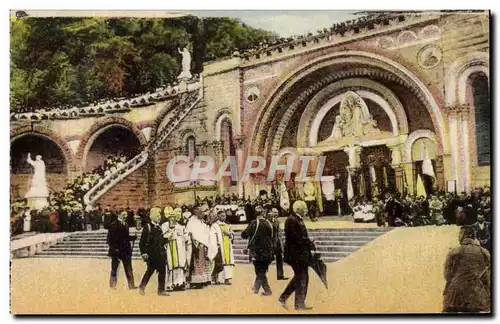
[[343, 145, 362, 169], [446, 104, 471, 118], [387, 143, 403, 167]]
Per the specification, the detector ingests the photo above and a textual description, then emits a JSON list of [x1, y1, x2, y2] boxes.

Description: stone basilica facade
[[10, 11, 491, 208]]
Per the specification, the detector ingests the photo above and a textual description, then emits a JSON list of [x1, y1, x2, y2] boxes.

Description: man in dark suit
[[279, 200, 315, 311], [472, 213, 491, 253], [107, 212, 137, 290], [266, 207, 288, 280], [138, 208, 168, 296], [385, 193, 402, 227], [241, 205, 275, 296]]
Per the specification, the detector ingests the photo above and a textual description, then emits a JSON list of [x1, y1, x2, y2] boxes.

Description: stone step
[[232, 236, 376, 244], [35, 228, 391, 263], [232, 246, 358, 254], [67, 228, 391, 236], [33, 254, 344, 264]]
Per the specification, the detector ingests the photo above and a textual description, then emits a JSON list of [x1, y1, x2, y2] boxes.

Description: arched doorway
[[84, 125, 142, 172], [11, 134, 68, 200], [248, 51, 444, 203]]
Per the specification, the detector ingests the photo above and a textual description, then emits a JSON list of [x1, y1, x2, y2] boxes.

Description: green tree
[[10, 16, 277, 112]]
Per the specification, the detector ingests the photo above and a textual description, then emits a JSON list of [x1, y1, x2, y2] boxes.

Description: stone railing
[[83, 78, 203, 207], [11, 76, 201, 122]]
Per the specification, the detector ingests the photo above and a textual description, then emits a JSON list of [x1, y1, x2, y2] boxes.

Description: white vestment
[[164, 223, 191, 288]]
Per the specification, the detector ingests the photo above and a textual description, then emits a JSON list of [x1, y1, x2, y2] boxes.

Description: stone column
[[235, 136, 245, 198], [403, 162, 414, 196], [388, 144, 404, 195], [343, 146, 362, 198], [446, 105, 461, 193], [446, 104, 471, 193], [459, 104, 472, 193]]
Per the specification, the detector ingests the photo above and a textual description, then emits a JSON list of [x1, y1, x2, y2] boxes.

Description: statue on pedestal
[[177, 47, 193, 80], [24, 153, 49, 210]]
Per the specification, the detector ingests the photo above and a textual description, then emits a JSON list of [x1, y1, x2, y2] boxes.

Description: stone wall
[[95, 166, 148, 209], [11, 173, 67, 201]]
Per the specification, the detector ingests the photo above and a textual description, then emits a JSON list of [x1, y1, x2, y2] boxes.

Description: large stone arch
[[10, 126, 73, 199], [445, 51, 489, 106], [214, 109, 234, 142], [76, 117, 147, 170], [250, 50, 448, 157], [289, 78, 408, 151], [403, 129, 438, 163], [10, 125, 74, 170]]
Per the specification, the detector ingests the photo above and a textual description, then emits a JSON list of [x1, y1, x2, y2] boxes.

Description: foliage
[[10, 16, 277, 112]]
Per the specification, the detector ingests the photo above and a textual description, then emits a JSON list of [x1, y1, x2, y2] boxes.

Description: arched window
[[186, 136, 196, 162], [220, 118, 236, 158], [220, 118, 236, 185], [469, 72, 490, 165]]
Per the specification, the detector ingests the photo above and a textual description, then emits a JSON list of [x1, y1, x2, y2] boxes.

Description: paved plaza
[[11, 226, 459, 314]]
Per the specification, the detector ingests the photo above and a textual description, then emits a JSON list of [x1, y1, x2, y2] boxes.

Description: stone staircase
[[83, 79, 203, 207], [34, 227, 392, 263]]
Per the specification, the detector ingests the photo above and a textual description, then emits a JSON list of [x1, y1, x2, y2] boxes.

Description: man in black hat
[[266, 207, 288, 281], [242, 205, 275, 296], [107, 212, 137, 290]]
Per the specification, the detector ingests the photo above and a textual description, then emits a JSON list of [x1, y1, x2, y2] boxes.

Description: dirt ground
[[11, 226, 460, 315]]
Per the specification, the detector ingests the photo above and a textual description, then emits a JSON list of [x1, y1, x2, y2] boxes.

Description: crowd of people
[[107, 203, 237, 294], [232, 12, 410, 60], [10, 154, 139, 235], [107, 196, 316, 310]]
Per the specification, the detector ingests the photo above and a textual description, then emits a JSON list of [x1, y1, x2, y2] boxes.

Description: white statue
[[178, 47, 192, 80], [326, 92, 380, 142], [330, 115, 344, 140], [25, 153, 49, 209]]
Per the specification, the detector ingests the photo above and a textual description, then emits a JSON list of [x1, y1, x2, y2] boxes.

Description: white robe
[[164, 223, 191, 288]]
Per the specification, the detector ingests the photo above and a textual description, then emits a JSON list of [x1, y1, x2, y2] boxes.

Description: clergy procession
[[106, 203, 236, 295]]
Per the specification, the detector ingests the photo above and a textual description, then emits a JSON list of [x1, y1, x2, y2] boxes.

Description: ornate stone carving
[[417, 45, 442, 69], [418, 25, 441, 39], [326, 92, 380, 141], [244, 86, 260, 103], [397, 30, 419, 45]]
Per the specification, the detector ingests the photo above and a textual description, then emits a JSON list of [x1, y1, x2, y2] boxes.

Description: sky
[[187, 10, 359, 37]]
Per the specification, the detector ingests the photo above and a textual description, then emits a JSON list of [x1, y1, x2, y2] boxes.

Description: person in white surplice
[[25, 153, 49, 198], [163, 207, 191, 291], [212, 210, 235, 285]]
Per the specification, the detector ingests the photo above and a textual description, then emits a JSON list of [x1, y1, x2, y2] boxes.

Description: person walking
[[107, 212, 137, 290], [266, 207, 288, 281], [138, 207, 169, 296], [279, 200, 315, 311], [241, 206, 274, 296]]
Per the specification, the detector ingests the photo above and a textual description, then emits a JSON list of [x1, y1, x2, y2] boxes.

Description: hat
[[259, 190, 268, 196]]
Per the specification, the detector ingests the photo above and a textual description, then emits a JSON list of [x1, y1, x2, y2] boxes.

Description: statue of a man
[[178, 47, 192, 80], [25, 153, 49, 199]]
